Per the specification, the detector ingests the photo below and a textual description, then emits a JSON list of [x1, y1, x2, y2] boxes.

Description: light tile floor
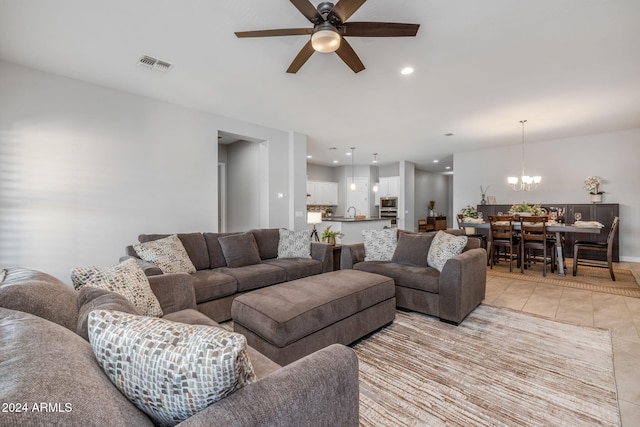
[[484, 262, 640, 426]]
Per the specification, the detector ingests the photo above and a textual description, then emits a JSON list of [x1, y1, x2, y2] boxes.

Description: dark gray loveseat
[[0, 267, 359, 427], [341, 229, 487, 325], [125, 229, 333, 322]]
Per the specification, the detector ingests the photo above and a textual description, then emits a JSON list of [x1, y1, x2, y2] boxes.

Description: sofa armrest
[[438, 248, 487, 324], [310, 242, 334, 273], [148, 273, 197, 315], [177, 344, 359, 427], [119, 255, 163, 277], [340, 243, 365, 270]]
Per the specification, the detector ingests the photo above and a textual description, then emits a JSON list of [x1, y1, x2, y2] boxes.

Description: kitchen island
[[318, 217, 392, 244]]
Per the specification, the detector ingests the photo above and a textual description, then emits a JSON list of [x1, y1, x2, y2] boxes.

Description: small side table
[[332, 245, 342, 271], [427, 216, 447, 231]]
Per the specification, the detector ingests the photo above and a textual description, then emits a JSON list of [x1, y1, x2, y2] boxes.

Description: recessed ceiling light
[[401, 67, 414, 75], [445, 133, 454, 136], [446, 166, 451, 170], [307, 155, 312, 159], [333, 160, 339, 164], [346, 152, 352, 156], [433, 160, 439, 163]]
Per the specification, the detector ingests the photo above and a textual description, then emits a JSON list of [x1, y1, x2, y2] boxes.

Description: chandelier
[[508, 120, 541, 192]]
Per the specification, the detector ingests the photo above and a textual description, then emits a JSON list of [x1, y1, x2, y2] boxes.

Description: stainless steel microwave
[[380, 197, 398, 208]]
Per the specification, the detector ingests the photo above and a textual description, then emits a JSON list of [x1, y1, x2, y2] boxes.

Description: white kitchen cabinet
[[307, 181, 338, 205], [374, 176, 399, 205]]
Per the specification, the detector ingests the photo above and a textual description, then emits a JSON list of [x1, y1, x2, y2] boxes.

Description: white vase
[[591, 194, 602, 203]]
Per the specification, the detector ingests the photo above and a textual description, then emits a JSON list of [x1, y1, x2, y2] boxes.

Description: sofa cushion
[[362, 228, 397, 261], [71, 258, 163, 317], [251, 228, 280, 260], [88, 310, 256, 427], [204, 232, 238, 268], [427, 230, 468, 272], [76, 287, 140, 341], [277, 229, 311, 259], [391, 231, 435, 267], [0, 307, 154, 427], [0, 267, 79, 332], [134, 234, 197, 274], [354, 261, 441, 293], [218, 232, 262, 268], [218, 264, 287, 292], [190, 270, 238, 303], [262, 258, 323, 281]]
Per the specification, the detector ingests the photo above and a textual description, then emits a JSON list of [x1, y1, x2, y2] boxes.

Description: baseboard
[[620, 256, 640, 263]]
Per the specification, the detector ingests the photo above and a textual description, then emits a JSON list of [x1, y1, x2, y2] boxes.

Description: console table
[[427, 216, 447, 231]]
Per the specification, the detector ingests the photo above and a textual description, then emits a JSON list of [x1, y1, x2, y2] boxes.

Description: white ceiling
[[1, 0, 639, 172]]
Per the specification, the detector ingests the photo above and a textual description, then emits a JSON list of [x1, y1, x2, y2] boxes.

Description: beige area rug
[[355, 306, 620, 427], [487, 259, 640, 298]]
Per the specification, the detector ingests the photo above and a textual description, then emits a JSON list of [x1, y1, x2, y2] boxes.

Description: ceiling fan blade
[[287, 40, 315, 73], [235, 28, 313, 38], [290, 0, 322, 23], [335, 38, 365, 73], [329, 0, 367, 23], [342, 22, 420, 37]]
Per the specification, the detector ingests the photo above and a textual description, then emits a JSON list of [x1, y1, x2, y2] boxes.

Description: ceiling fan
[[235, 0, 420, 73]]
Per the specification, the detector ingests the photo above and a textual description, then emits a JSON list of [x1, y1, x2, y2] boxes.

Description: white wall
[[0, 60, 305, 281], [453, 128, 640, 261], [226, 140, 262, 231]]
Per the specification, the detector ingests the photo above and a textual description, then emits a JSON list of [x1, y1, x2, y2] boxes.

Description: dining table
[[459, 221, 602, 276]]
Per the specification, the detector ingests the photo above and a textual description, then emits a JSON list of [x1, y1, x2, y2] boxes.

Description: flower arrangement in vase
[[583, 176, 604, 203], [428, 200, 436, 216], [509, 203, 546, 216]]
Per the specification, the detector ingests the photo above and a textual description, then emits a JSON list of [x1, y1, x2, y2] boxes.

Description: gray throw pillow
[[88, 310, 256, 426], [218, 232, 262, 268], [277, 229, 311, 259], [427, 230, 468, 272], [76, 287, 141, 341], [362, 228, 397, 261], [391, 231, 435, 267]]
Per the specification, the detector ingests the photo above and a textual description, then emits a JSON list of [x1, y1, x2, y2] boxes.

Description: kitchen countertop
[[322, 217, 392, 222]]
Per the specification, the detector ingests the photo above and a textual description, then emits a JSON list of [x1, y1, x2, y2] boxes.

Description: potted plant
[[321, 226, 344, 246], [459, 205, 478, 220], [583, 176, 604, 203]]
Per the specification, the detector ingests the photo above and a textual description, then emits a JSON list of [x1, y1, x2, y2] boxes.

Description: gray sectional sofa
[[341, 229, 487, 325], [0, 267, 359, 427], [124, 229, 333, 322]]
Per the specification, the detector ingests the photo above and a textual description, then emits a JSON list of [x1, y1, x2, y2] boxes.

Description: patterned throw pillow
[[88, 310, 256, 427], [133, 235, 196, 274], [362, 228, 397, 261], [427, 230, 468, 272], [277, 229, 311, 259], [71, 258, 163, 317]]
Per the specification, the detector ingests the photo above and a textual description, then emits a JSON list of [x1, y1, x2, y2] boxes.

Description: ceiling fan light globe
[[311, 30, 341, 53]]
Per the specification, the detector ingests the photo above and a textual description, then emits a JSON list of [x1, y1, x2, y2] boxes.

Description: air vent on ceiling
[[138, 55, 173, 72]]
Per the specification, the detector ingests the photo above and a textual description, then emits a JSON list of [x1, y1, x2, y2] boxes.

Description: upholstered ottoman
[[231, 270, 396, 365]]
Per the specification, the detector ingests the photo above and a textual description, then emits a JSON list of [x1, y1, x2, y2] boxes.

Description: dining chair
[[573, 216, 619, 281], [488, 215, 520, 272], [519, 216, 556, 277], [456, 214, 487, 250]]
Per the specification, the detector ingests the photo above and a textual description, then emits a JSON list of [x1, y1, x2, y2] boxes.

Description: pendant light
[[350, 147, 356, 190], [508, 120, 541, 192]]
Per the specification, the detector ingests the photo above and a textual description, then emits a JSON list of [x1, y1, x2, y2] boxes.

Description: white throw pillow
[[88, 310, 256, 427], [71, 258, 163, 317], [277, 229, 311, 258], [133, 234, 196, 274], [427, 230, 468, 272], [362, 228, 397, 261]]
